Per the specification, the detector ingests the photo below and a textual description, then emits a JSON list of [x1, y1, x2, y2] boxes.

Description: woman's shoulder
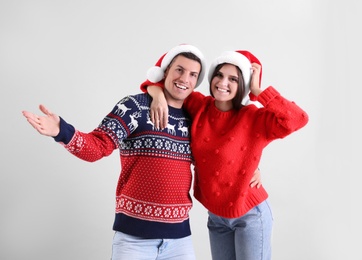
[[188, 91, 212, 103]]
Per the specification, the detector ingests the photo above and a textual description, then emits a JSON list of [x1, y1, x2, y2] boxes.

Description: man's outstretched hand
[[22, 104, 61, 137]]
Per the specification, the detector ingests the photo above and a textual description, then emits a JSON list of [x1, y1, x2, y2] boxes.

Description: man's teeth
[[176, 84, 187, 90]]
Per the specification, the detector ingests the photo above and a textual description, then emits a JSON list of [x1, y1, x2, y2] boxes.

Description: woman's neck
[[214, 100, 233, 112]]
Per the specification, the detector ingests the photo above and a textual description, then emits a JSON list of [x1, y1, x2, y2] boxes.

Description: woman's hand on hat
[[250, 63, 262, 97]]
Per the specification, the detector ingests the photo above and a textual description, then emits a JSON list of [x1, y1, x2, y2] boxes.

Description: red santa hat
[[145, 44, 206, 88], [208, 50, 262, 101]]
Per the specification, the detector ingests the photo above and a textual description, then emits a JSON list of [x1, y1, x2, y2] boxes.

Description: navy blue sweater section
[[54, 117, 75, 144], [113, 213, 191, 239]]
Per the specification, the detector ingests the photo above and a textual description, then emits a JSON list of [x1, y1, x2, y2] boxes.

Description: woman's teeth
[[217, 87, 229, 93]]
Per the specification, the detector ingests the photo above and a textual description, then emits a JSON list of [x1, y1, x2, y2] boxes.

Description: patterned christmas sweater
[[54, 93, 193, 239], [184, 87, 309, 218]]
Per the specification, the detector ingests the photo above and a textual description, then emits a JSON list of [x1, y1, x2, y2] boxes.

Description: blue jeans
[[207, 200, 273, 260], [111, 231, 196, 260]]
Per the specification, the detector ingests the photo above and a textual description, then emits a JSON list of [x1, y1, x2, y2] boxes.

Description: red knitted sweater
[[184, 86, 308, 218], [56, 94, 194, 238]]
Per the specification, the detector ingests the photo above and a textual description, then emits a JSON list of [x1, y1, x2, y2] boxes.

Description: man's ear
[[164, 68, 169, 79]]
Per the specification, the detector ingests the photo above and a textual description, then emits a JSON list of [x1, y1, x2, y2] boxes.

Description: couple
[[22, 44, 308, 260]]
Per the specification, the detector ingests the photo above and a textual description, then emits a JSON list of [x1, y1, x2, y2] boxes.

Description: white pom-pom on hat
[[147, 66, 165, 83]]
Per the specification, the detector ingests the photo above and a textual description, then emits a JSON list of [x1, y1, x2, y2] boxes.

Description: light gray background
[[1, 0, 360, 259]]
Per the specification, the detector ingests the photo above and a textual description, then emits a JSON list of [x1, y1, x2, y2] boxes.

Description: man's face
[[163, 55, 201, 108]]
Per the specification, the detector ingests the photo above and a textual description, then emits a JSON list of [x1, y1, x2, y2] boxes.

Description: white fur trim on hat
[[208, 51, 252, 92], [147, 44, 206, 87], [147, 66, 164, 83]]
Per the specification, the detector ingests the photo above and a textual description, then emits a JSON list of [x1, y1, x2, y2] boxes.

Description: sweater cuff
[[257, 86, 280, 106], [140, 80, 164, 92], [53, 117, 75, 144]]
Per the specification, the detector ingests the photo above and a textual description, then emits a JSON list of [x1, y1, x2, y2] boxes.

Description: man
[[22, 44, 206, 260]]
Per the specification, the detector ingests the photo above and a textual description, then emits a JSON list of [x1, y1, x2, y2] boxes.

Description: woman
[[142, 50, 309, 260]]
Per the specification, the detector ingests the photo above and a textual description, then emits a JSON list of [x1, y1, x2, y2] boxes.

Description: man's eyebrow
[[175, 64, 199, 74]]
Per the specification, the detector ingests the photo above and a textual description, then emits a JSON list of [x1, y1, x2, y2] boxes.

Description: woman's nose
[[220, 77, 228, 86]]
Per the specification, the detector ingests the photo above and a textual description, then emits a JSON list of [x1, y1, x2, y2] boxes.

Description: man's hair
[[209, 63, 245, 110], [166, 52, 203, 76]]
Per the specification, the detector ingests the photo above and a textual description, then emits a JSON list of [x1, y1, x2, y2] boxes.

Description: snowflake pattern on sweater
[[60, 93, 193, 238]]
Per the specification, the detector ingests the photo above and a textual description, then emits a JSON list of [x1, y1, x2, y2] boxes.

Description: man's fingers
[[26, 117, 43, 133], [39, 104, 52, 116], [23, 111, 39, 123]]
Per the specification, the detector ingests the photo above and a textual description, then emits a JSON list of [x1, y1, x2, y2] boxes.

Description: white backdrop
[[1, 0, 360, 259]]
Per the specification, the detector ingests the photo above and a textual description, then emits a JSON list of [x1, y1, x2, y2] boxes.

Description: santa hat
[[145, 44, 206, 88], [208, 50, 262, 101]]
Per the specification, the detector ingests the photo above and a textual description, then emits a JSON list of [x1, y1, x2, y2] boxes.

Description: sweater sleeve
[[62, 129, 117, 162], [53, 117, 117, 162], [52, 94, 147, 162], [256, 86, 309, 139], [53, 117, 75, 144], [140, 80, 164, 93]]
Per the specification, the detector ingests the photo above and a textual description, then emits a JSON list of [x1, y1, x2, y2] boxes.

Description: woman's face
[[211, 64, 239, 103]]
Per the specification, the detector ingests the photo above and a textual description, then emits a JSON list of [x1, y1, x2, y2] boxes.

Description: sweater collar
[[210, 100, 237, 118]]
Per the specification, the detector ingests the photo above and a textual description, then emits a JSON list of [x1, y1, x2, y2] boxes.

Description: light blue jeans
[[111, 231, 196, 260], [207, 200, 273, 260]]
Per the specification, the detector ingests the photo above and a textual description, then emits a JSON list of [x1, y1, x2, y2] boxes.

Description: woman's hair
[[209, 63, 246, 110]]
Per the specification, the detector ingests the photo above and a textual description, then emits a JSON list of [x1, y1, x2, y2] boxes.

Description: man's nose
[[179, 72, 190, 83]]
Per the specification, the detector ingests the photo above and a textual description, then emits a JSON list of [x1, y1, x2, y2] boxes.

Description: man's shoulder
[[117, 93, 151, 107], [124, 92, 150, 101]]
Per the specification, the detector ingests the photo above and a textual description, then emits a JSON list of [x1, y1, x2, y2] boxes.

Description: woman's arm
[[147, 86, 168, 130]]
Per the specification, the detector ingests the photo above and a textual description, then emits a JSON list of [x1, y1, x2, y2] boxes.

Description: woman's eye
[[231, 77, 238, 82]]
